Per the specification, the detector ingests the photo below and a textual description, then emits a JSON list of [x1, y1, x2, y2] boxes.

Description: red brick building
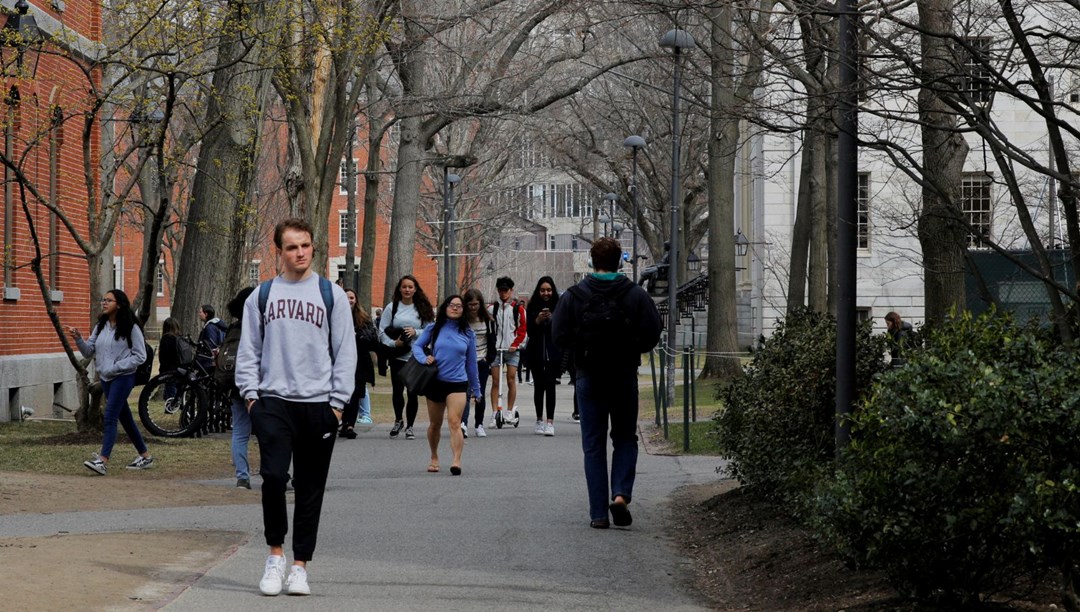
[[0, 0, 101, 422]]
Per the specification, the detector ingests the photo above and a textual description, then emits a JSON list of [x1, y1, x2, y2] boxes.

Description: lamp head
[[623, 135, 646, 149], [447, 173, 461, 184], [659, 29, 696, 51], [603, 192, 618, 203]]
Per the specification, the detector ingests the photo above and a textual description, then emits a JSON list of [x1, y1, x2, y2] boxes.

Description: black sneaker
[[404, 427, 416, 440], [236, 478, 251, 489], [390, 420, 404, 437]]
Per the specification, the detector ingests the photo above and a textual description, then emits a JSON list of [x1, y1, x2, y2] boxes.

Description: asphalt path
[[2, 379, 722, 611]]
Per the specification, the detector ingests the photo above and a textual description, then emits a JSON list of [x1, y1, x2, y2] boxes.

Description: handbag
[[400, 357, 438, 395]]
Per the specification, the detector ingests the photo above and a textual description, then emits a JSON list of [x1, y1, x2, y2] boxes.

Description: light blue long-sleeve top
[[412, 322, 481, 399], [75, 321, 146, 381]]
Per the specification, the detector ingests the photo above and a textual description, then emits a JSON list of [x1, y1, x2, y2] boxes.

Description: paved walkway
[[2, 379, 722, 611]]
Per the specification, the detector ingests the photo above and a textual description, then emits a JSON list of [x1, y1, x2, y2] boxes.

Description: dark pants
[[388, 358, 420, 426], [532, 359, 559, 421], [576, 369, 639, 522], [99, 373, 147, 460], [462, 360, 490, 428], [341, 383, 368, 429], [251, 396, 338, 562]]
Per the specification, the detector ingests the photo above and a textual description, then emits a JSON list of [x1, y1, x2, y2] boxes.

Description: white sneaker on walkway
[[534, 420, 545, 435], [544, 423, 555, 437], [475, 424, 487, 437], [285, 564, 311, 596], [461, 422, 468, 439], [259, 555, 286, 596]]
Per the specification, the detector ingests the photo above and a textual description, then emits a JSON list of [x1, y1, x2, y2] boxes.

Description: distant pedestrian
[[158, 316, 182, 406], [553, 237, 662, 529], [197, 304, 226, 370], [525, 276, 561, 437], [462, 288, 495, 438], [340, 288, 378, 438], [66, 289, 154, 475], [415, 295, 480, 475], [235, 218, 357, 596], [378, 275, 435, 440], [489, 276, 526, 428], [224, 287, 255, 489], [885, 311, 914, 367]]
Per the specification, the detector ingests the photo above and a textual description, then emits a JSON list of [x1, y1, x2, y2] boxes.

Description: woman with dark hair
[[66, 289, 154, 475], [226, 286, 255, 488], [413, 295, 480, 475], [525, 276, 562, 436], [340, 288, 378, 438], [462, 288, 495, 437], [378, 274, 435, 440]]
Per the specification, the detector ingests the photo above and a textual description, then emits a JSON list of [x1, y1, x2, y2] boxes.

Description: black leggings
[[388, 359, 420, 427], [532, 359, 559, 421]]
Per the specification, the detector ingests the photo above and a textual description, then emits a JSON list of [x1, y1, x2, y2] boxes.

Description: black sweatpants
[[388, 358, 420, 426], [251, 396, 338, 562]]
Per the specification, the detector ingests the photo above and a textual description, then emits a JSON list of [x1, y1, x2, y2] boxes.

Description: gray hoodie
[[76, 322, 146, 382]]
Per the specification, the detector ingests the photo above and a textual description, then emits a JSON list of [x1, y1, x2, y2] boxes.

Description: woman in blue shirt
[[413, 295, 480, 476]]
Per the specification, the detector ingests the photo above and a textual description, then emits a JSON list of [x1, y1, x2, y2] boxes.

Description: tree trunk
[[383, 113, 426, 304], [917, 0, 970, 325], [701, 1, 744, 381], [788, 130, 814, 313], [808, 123, 829, 313], [173, 0, 271, 335]]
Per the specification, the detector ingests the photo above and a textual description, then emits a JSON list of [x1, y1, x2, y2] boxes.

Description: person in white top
[[488, 276, 527, 428], [377, 275, 435, 439]]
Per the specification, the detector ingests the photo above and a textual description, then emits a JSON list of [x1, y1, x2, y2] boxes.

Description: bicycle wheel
[[138, 372, 208, 437]]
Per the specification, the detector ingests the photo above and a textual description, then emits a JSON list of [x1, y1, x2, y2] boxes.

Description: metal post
[[448, 179, 457, 296], [835, 0, 859, 453], [690, 316, 697, 422], [442, 167, 451, 300], [631, 147, 640, 282], [650, 349, 660, 426], [683, 348, 690, 452]]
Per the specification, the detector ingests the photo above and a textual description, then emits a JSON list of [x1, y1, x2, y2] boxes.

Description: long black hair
[[432, 294, 469, 337], [95, 288, 137, 347], [526, 276, 559, 324], [392, 274, 435, 323]]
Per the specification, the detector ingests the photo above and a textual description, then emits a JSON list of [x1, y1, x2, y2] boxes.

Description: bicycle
[[138, 337, 232, 438]]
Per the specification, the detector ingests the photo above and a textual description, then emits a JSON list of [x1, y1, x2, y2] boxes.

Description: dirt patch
[[670, 480, 1060, 611], [0, 472, 256, 515], [1, 530, 244, 610]]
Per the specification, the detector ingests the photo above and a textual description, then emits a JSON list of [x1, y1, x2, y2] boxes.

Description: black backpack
[[135, 341, 154, 385], [214, 323, 243, 390], [566, 282, 635, 371]]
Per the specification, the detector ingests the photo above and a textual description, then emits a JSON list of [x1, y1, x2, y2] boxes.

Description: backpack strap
[[258, 276, 336, 361]]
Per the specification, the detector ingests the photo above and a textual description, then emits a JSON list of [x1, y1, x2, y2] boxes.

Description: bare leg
[[426, 399, 445, 469], [446, 392, 467, 468], [505, 365, 518, 412]]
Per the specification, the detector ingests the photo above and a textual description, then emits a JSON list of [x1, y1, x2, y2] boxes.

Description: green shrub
[[813, 310, 1080, 606], [715, 309, 889, 512]]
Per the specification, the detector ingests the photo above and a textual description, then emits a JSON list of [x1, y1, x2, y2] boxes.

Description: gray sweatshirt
[[76, 321, 146, 381], [235, 274, 357, 408]]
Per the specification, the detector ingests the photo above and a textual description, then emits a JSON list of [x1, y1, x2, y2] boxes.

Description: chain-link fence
[[965, 249, 1075, 322]]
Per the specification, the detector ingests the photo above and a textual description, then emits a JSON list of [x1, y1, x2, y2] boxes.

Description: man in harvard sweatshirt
[[235, 218, 357, 597]]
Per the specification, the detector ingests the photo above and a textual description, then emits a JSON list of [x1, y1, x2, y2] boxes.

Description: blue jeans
[[99, 373, 147, 460], [358, 391, 371, 421], [231, 398, 252, 480], [576, 369, 639, 522], [462, 360, 490, 427]]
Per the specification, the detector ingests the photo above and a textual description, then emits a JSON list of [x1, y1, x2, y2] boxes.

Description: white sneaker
[[461, 422, 468, 439], [475, 424, 487, 438], [544, 423, 555, 437], [259, 555, 286, 596], [285, 564, 311, 596], [510, 409, 520, 426], [534, 420, 545, 435]]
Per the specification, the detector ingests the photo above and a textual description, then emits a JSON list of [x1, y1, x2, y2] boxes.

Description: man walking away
[[236, 218, 357, 596], [552, 237, 661, 529]]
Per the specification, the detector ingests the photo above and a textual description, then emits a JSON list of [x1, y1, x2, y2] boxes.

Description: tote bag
[[400, 357, 438, 395]]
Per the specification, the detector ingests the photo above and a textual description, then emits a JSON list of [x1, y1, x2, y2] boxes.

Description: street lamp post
[[602, 192, 617, 237], [443, 170, 461, 299], [660, 28, 696, 413], [623, 135, 646, 283]]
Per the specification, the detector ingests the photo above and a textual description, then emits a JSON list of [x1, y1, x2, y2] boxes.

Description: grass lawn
[[657, 420, 721, 455]]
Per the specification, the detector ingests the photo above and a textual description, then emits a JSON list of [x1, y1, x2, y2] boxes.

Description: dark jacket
[[889, 321, 914, 367], [526, 296, 561, 364], [355, 318, 379, 387], [551, 274, 662, 373], [159, 334, 180, 373]]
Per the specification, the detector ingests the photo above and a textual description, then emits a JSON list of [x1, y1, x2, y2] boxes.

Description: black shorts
[[426, 379, 468, 403]]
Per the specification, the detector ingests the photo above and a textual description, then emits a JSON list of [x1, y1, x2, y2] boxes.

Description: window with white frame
[[112, 256, 124, 290], [962, 173, 993, 248], [857, 172, 870, 250], [957, 37, 992, 104], [156, 260, 165, 296], [249, 261, 261, 287], [338, 211, 357, 246], [339, 158, 358, 194]]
